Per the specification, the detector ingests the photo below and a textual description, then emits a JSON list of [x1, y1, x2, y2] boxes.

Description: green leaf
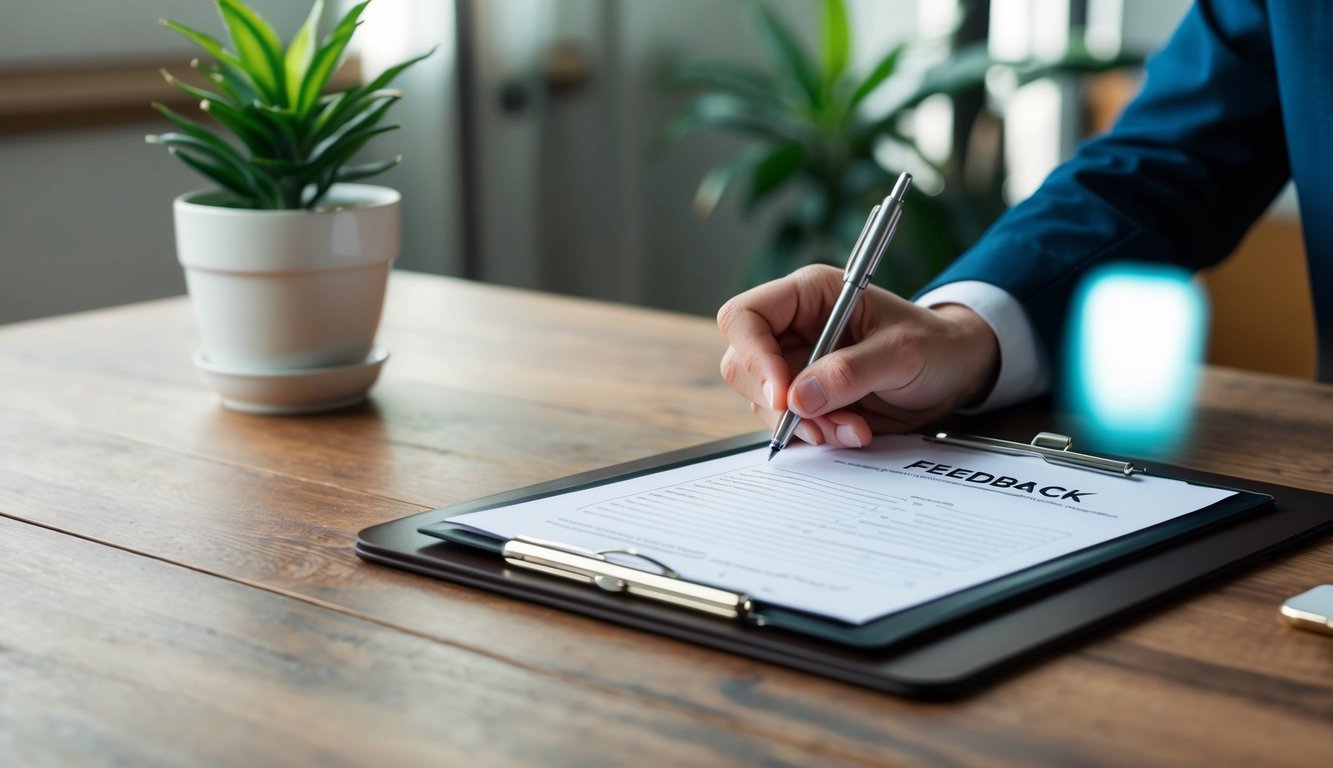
[[297, 0, 369, 115], [249, 103, 302, 158], [753, 216, 818, 284], [160, 143, 258, 201], [691, 145, 770, 217], [309, 89, 397, 150], [308, 91, 399, 159], [251, 156, 305, 175], [662, 60, 784, 106], [307, 124, 399, 180], [147, 131, 253, 181], [285, 0, 325, 104], [310, 91, 352, 137], [311, 88, 399, 145], [750, 0, 822, 109], [848, 42, 905, 111], [660, 93, 815, 148], [819, 0, 850, 96], [906, 42, 994, 103], [851, 42, 994, 148], [312, 45, 433, 129], [160, 19, 243, 71], [746, 142, 806, 211], [198, 98, 274, 155], [150, 103, 249, 166], [191, 59, 257, 108], [335, 156, 403, 183], [160, 70, 225, 107], [357, 45, 436, 94], [297, 26, 356, 116], [306, 124, 399, 206], [216, 0, 286, 104]]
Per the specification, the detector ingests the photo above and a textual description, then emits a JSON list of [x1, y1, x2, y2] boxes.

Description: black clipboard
[[355, 432, 1333, 699]]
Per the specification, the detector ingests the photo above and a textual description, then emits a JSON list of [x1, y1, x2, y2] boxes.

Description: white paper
[[446, 434, 1237, 624]]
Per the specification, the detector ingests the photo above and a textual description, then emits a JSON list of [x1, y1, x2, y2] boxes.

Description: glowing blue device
[[1065, 263, 1208, 455]]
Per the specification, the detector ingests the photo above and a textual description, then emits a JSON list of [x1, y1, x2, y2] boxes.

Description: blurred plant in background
[[660, 0, 1138, 297]]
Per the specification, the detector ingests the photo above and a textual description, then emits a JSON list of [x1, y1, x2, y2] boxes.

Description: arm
[[921, 0, 1290, 377]]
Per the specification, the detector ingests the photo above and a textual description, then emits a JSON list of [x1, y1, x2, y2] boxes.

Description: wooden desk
[[2, 271, 1330, 766]]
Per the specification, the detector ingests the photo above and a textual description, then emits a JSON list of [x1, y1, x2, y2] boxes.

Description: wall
[[0, 125, 196, 323], [1, 0, 240, 65], [0, 1, 313, 325]]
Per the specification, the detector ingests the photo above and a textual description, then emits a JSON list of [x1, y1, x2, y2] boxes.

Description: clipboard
[[355, 432, 1333, 699]]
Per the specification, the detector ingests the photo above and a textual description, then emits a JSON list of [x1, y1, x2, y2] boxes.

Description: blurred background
[[0, 0, 1315, 377]]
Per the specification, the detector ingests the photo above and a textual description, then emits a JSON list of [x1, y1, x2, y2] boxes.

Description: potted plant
[[147, 0, 431, 413], [660, 0, 1137, 297]]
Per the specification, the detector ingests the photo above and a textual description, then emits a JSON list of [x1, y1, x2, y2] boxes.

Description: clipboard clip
[[928, 431, 1140, 477], [502, 536, 756, 621]]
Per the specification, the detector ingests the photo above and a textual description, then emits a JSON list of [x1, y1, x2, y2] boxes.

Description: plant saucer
[[193, 345, 389, 415]]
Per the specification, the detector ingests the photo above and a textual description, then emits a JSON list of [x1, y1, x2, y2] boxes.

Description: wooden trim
[[0, 55, 362, 135], [1081, 70, 1142, 135], [1200, 214, 1316, 378]]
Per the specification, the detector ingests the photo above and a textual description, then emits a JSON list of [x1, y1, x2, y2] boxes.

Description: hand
[[717, 265, 1000, 448]]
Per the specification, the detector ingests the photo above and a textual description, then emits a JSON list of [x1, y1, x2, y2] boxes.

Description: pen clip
[[844, 204, 881, 283], [502, 536, 754, 620], [846, 173, 912, 289], [928, 431, 1140, 477]]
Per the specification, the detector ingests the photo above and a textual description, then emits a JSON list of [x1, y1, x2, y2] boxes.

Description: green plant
[[661, 0, 1136, 296], [147, 0, 432, 210]]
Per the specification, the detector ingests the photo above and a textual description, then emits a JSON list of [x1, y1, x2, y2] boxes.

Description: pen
[[768, 172, 912, 461]]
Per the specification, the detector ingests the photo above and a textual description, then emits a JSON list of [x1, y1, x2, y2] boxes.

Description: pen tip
[[767, 447, 778, 462]]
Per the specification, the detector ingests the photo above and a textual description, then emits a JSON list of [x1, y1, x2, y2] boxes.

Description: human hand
[[717, 265, 1000, 448]]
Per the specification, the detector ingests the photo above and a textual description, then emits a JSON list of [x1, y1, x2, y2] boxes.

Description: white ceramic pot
[[174, 183, 401, 371]]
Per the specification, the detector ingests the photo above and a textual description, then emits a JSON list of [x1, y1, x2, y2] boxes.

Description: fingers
[[788, 330, 924, 417], [717, 265, 845, 412], [718, 294, 791, 412], [721, 346, 779, 411], [784, 296, 999, 423], [825, 411, 872, 448], [749, 401, 871, 449], [751, 402, 823, 445], [717, 265, 844, 343], [783, 289, 928, 418]]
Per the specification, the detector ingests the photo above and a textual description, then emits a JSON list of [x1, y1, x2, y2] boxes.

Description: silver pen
[[768, 172, 912, 461]]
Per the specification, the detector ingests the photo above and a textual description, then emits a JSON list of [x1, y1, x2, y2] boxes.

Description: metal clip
[[928, 431, 1139, 476], [502, 536, 753, 620]]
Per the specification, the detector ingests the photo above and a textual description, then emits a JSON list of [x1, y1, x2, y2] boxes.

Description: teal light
[[1065, 263, 1208, 454]]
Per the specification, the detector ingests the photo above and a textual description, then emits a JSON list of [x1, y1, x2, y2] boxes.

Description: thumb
[[787, 337, 923, 417]]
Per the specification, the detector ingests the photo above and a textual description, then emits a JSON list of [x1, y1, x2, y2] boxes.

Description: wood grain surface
[[1, 271, 1330, 767], [0, 517, 845, 768]]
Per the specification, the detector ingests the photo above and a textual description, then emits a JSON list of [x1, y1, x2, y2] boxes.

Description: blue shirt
[[925, 0, 1333, 381]]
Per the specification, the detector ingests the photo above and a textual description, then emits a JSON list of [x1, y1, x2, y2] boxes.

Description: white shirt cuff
[[914, 281, 1050, 412]]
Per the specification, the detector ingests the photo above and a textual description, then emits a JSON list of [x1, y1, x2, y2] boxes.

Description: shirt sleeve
[[914, 281, 1050, 412]]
